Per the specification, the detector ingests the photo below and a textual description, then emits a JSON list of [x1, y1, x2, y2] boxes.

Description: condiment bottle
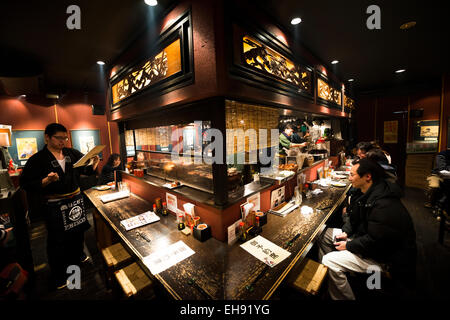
[[177, 214, 185, 230], [239, 222, 247, 242], [161, 202, 168, 216], [153, 204, 157, 214], [255, 216, 263, 235]]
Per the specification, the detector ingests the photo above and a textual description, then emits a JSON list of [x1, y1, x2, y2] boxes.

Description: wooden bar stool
[[101, 242, 133, 289], [290, 258, 328, 296], [114, 262, 155, 299]]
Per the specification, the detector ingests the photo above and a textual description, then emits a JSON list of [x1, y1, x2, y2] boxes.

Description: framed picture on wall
[[8, 130, 45, 166], [70, 129, 102, 158], [413, 120, 439, 143]]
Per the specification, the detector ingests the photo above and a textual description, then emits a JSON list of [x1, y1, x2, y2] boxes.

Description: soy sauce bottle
[[161, 202, 168, 217], [239, 222, 248, 242], [177, 214, 185, 230]]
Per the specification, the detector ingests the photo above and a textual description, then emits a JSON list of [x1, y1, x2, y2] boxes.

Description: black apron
[[46, 194, 90, 234]]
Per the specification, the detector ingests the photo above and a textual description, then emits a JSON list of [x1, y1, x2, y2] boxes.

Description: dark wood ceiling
[[1, 0, 448, 97]]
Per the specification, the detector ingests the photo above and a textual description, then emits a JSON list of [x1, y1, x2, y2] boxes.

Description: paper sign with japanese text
[[240, 235, 291, 268]]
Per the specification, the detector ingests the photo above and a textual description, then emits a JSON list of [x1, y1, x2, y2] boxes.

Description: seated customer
[[318, 158, 417, 300], [365, 148, 397, 184], [98, 153, 122, 185]]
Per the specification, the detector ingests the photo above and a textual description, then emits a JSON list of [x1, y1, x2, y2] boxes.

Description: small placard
[[270, 186, 285, 209], [120, 211, 160, 231], [247, 192, 260, 211], [166, 193, 178, 213], [143, 241, 195, 275], [227, 219, 242, 245], [240, 235, 291, 268]]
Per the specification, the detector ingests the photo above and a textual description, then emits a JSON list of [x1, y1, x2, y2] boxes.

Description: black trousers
[[45, 225, 85, 284]]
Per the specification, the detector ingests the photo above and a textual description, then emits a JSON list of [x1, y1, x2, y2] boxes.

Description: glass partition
[[126, 122, 214, 193]]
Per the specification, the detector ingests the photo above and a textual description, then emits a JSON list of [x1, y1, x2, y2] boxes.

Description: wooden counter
[[84, 179, 350, 300]]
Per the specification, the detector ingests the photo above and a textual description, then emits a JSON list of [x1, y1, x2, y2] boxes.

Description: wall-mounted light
[[400, 21, 416, 30], [144, 0, 158, 6], [395, 69, 406, 73], [97, 61, 105, 65], [291, 17, 302, 25], [331, 60, 339, 65], [348, 79, 354, 82]]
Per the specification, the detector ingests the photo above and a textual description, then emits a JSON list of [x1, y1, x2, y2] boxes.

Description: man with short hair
[[279, 124, 308, 157], [20, 123, 99, 289], [318, 158, 417, 300]]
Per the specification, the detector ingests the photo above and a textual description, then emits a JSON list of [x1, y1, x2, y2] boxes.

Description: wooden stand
[[114, 262, 155, 299], [101, 242, 133, 290], [290, 258, 328, 296]]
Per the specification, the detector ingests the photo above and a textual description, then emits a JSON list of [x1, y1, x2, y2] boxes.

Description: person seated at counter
[[365, 148, 397, 184], [357, 141, 392, 164], [318, 158, 417, 300], [279, 124, 308, 161], [98, 153, 122, 185], [355, 141, 374, 159]]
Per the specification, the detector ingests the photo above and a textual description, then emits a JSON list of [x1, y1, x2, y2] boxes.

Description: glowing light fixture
[[97, 61, 105, 65], [331, 60, 339, 65], [291, 17, 302, 25], [144, 0, 158, 6], [395, 69, 406, 73], [348, 78, 354, 82], [400, 21, 416, 30]]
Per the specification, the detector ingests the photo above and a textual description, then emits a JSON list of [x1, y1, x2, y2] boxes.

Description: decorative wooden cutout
[[242, 36, 312, 94], [317, 78, 341, 106], [111, 39, 182, 106]]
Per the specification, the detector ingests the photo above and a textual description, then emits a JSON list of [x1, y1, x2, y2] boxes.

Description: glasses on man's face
[[52, 136, 69, 141]]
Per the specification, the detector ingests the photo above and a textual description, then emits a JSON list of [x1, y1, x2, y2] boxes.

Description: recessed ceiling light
[[400, 21, 416, 30], [97, 61, 105, 65], [291, 17, 302, 25], [395, 69, 406, 73], [331, 60, 339, 64], [348, 78, 354, 82], [144, 0, 158, 6]]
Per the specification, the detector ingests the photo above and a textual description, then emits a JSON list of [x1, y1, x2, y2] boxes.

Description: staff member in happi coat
[[20, 123, 99, 289]]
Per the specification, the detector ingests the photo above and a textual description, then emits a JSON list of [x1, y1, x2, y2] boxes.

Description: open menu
[[269, 200, 299, 217], [73, 145, 106, 168], [99, 190, 130, 203], [120, 211, 160, 231]]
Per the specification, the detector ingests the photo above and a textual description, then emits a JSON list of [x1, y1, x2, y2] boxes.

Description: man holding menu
[[20, 123, 101, 289]]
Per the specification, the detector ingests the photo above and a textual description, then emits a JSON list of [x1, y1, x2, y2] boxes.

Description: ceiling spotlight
[[331, 60, 339, 64], [395, 69, 406, 73], [46, 93, 59, 99], [144, 0, 158, 6], [97, 61, 105, 65], [348, 78, 354, 82], [400, 21, 416, 30], [291, 17, 302, 25]]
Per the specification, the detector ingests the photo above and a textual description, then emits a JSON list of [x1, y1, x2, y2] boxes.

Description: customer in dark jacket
[[318, 158, 417, 300], [98, 153, 122, 185]]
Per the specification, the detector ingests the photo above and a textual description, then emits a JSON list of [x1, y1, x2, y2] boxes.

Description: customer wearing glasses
[[20, 123, 99, 290]]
